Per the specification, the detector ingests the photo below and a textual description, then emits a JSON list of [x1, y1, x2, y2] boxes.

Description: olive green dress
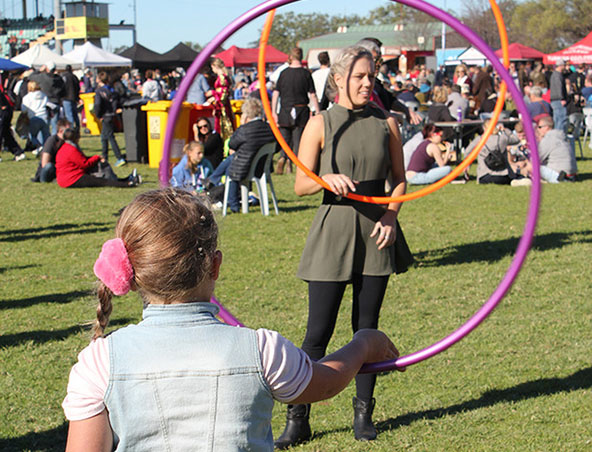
[[297, 103, 398, 282]]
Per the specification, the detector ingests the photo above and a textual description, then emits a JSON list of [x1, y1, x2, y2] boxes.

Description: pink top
[[62, 329, 312, 421]]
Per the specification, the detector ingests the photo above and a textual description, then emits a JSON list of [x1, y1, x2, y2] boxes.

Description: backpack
[[483, 136, 507, 171]]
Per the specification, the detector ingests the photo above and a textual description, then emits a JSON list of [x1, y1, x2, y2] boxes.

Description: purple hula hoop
[[162, 0, 541, 373]]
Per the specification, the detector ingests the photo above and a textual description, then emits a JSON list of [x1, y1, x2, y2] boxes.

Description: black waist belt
[[322, 179, 386, 206]]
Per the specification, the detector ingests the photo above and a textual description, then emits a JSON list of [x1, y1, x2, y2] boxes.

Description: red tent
[[215, 45, 288, 68], [494, 43, 544, 61], [543, 31, 592, 65]]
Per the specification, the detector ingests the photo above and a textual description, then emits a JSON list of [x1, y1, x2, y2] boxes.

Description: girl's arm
[[370, 116, 406, 250], [294, 114, 357, 197], [290, 329, 400, 404], [65, 410, 113, 452], [429, 142, 451, 167]]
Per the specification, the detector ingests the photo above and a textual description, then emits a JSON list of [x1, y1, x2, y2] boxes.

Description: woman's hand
[[321, 173, 358, 197], [370, 210, 397, 250]]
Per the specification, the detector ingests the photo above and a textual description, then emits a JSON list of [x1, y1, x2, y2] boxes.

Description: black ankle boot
[[274, 404, 312, 450], [353, 396, 377, 441]]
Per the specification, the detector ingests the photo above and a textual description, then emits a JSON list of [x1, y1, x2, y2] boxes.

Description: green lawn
[[1, 132, 591, 451]]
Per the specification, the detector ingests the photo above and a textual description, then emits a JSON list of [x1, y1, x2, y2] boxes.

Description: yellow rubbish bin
[[231, 99, 244, 127], [80, 92, 101, 135], [141, 100, 192, 169]]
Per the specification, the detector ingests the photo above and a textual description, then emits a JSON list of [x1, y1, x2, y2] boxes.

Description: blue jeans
[[228, 180, 240, 211], [40, 162, 56, 183], [209, 153, 235, 185], [28, 116, 50, 148], [62, 100, 80, 130], [49, 107, 59, 135], [551, 100, 567, 133], [408, 165, 452, 185], [100, 116, 123, 161]]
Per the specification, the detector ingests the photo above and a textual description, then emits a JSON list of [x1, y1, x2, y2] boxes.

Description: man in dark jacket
[[30, 61, 65, 134], [94, 71, 126, 166], [61, 65, 80, 131], [206, 97, 276, 213]]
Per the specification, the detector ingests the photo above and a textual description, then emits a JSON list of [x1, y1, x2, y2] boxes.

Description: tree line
[[253, 0, 592, 55]]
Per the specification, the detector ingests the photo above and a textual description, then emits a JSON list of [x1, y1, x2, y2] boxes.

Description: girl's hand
[[321, 173, 358, 197], [370, 210, 397, 250]]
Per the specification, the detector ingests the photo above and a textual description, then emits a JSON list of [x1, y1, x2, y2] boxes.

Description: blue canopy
[[0, 57, 29, 71]]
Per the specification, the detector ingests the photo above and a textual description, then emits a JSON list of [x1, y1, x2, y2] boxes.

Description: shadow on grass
[[0, 317, 133, 348], [0, 264, 40, 274], [414, 230, 592, 267], [0, 422, 67, 452], [0, 222, 111, 243], [310, 367, 592, 440], [0, 290, 90, 311], [375, 366, 592, 433]]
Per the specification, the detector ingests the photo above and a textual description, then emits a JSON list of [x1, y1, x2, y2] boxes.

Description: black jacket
[[228, 119, 276, 181], [62, 71, 80, 102]]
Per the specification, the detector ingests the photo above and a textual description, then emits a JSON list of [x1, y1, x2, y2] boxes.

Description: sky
[[11, 0, 464, 53]]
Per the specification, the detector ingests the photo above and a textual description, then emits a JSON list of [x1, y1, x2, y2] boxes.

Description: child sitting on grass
[[62, 188, 400, 451], [170, 141, 213, 193]]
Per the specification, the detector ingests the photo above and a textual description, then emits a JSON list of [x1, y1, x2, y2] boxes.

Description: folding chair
[[222, 142, 279, 216]]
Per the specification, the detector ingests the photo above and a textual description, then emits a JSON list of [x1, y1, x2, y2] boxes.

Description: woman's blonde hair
[[241, 97, 263, 121], [432, 85, 448, 104], [183, 141, 204, 173], [211, 57, 228, 76], [454, 63, 468, 75], [327, 46, 374, 103], [27, 80, 41, 92], [92, 188, 218, 338]]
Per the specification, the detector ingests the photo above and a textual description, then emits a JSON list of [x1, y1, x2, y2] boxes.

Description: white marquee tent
[[11, 44, 80, 70], [63, 42, 132, 68]]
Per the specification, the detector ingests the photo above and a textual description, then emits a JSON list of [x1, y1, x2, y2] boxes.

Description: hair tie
[[93, 238, 134, 296]]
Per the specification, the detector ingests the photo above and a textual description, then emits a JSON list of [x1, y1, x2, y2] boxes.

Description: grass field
[[1, 131, 591, 451]]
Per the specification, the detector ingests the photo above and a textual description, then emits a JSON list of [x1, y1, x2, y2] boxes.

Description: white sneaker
[[32, 146, 43, 157], [511, 178, 532, 187], [14, 153, 26, 161]]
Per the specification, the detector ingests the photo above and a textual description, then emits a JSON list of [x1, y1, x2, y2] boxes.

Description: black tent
[[159, 42, 199, 68], [119, 42, 166, 69]]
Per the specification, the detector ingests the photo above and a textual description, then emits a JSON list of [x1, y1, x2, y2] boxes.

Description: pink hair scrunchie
[[93, 238, 134, 296]]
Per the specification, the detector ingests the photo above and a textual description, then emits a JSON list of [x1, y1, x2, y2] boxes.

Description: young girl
[[170, 141, 214, 193], [63, 188, 400, 451]]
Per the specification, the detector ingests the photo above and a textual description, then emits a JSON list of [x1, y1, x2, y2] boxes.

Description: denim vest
[[105, 302, 274, 451]]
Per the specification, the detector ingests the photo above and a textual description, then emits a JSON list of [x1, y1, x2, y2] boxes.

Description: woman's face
[[335, 56, 375, 108], [197, 121, 211, 135], [429, 129, 443, 143], [187, 146, 204, 166]]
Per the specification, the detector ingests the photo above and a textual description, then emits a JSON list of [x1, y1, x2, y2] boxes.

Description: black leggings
[[68, 174, 131, 188], [301, 274, 390, 402]]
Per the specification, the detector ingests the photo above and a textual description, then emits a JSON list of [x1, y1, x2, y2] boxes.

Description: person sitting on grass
[[31, 118, 70, 183], [55, 128, 140, 188], [465, 118, 520, 185], [62, 188, 400, 451], [170, 141, 213, 193], [405, 123, 454, 185], [509, 116, 578, 183]]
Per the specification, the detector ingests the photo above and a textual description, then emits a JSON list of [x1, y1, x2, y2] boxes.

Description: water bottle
[[457, 106, 463, 122]]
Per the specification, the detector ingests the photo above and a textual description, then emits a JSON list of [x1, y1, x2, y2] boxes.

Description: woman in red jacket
[[55, 129, 140, 188]]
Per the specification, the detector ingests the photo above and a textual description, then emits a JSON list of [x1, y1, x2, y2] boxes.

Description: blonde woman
[[275, 45, 410, 448], [21, 80, 50, 152], [453, 63, 472, 91]]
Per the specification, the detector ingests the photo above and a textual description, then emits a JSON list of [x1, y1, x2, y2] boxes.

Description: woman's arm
[[294, 114, 357, 197], [289, 329, 400, 404], [429, 142, 452, 167], [65, 410, 113, 452], [370, 116, 407, 250]]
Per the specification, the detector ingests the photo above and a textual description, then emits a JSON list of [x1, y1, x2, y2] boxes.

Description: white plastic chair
[[222, 142, 279, 216]]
